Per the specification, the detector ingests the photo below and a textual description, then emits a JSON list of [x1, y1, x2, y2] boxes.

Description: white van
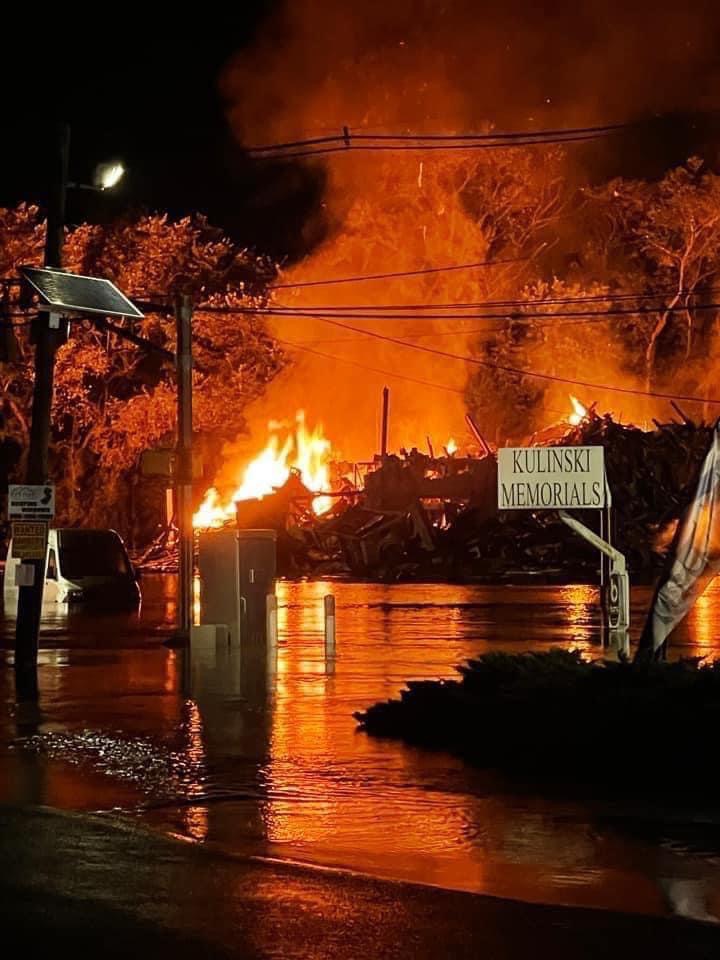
[[3, 528, 141, 612]]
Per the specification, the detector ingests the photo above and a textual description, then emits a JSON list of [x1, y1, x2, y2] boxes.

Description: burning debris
[[193, 410, 333, 527], [162, 398, 714, 583]]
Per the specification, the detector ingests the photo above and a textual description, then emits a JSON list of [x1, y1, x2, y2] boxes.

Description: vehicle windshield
[[58, 530, 129, 579]]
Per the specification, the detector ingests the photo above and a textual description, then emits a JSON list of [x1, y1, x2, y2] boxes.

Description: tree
[[0, 207, 284, 538], [593, 159, 720, 390], [466, 159, 720, 438], [464, 279, 635, 441]]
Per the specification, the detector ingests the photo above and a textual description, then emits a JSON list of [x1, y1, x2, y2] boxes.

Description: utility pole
[[175, 293, 194, 642], [380, 386, 390, 458], [14, 122, 70, 704]]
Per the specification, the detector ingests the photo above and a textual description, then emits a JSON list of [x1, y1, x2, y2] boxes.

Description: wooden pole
[[14, 121, 70, 705], [380, 386, 390, 458], [175, 294, 193, 643]]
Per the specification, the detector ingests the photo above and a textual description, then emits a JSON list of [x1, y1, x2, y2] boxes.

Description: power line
[[247, 122, 628, 154], [269, 256, 526, 290], [269, 286, 717, 311], [286, 314, 613, 347], [203, 301, 720, 323], [248, 122, 629, 160], [275, 337, 466, 396], [250, 136, 614, 162], [311, 316, 720, 407]]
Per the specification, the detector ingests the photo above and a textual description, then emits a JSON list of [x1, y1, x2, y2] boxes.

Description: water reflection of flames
[[194, 410, 333, 528], [557, 584, 598, 650], [183, 805, 209, 842], [264, 581, 482, 868], [686, 581, 720, 654], [181, 700, 209, 840]]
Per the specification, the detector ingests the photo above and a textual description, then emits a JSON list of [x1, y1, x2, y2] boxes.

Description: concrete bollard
[[324, 594, 336, 659], [265, 593, 277, 656]]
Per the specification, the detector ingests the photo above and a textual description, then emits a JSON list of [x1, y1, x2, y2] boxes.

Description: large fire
[[567, 395, 588, 426], [193, 411, 333, 528]]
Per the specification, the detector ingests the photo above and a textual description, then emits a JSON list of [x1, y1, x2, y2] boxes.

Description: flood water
[[2, 574, 720, 920]]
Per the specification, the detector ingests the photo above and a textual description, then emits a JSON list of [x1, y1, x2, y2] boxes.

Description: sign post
[[497, 446, 629, 656]]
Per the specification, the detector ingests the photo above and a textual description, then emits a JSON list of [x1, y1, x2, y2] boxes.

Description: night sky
[[2, 3, 720, 264], [0, 6, 320, 259]]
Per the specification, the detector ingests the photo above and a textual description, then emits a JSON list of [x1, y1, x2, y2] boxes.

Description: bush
[[355, 650, 720, 790]]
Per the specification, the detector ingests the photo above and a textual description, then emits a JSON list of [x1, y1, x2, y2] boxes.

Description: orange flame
[[567, 395, 587, 426], [446, 437, 458, 455], [193, 411, 333, 528]]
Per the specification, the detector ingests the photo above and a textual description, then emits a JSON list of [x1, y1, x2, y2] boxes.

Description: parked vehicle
[[3, 528, 141, 611]]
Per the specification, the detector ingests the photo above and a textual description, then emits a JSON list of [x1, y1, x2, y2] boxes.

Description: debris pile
[[355, 649, 720, 789], [442, 412, 713, 582], [130, 525, 179, 574], [144, 410, 713, 582], [561, 412, 712, 572]]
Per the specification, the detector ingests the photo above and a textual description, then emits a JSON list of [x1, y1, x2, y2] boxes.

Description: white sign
[[8, 483, 55, 520], [497, 446, 605, 510]]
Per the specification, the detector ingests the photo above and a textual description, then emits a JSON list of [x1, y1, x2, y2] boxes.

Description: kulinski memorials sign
[[497, 446, 606, 510]]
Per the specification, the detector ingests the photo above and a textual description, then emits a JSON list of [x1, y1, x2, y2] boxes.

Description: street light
[[93, 161, 125, 191], [68, 161, 127, 194]]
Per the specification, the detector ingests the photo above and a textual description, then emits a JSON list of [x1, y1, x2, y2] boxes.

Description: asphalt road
[[1, 806, 718, 959]]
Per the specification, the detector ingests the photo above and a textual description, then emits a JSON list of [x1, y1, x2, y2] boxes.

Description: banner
[[637, 421, 720, 659]]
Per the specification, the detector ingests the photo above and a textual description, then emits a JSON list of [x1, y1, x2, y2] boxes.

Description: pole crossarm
[[90, 316, 175, 361]]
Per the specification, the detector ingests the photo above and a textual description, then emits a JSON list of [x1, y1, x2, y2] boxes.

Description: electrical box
[[197, 529, 241, 645], [238, 529, 277, 644], [197, 528, 277, 647]]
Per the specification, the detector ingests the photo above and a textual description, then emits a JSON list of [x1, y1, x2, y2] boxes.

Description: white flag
[[638, 421, 720, 657]]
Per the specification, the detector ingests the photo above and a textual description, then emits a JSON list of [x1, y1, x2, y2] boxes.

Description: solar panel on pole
[[20, 266, 144, 320]]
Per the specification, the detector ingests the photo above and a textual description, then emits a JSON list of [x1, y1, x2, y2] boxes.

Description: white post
[[266, 593, 278, 656], [324, 594, 336, 658]]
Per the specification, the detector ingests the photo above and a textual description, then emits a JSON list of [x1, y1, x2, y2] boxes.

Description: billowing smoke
[[217, 0, 720, 463]]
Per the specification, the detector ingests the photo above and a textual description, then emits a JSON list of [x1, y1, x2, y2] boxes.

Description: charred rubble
[[138, 411, 713, 582]]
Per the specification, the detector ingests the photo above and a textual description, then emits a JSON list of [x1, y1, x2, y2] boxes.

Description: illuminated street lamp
[[93, 161, 126, 191], [69, 160, 127, 193]]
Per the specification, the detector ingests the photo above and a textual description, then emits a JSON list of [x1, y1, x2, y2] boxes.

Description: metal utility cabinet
[[197, 528, 277, 646]]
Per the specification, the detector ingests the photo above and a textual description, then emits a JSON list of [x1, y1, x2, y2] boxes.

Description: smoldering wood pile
[[313, 412, 711, 581], [558, 412, 712, 573], [130, 524, 179, 573], [137, 411, 713, 582]]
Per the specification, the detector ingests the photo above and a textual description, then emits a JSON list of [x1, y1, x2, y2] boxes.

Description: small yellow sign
[[11, 521, 49, 560]]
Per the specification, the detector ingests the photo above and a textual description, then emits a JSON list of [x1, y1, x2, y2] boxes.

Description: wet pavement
[[2, 575, 720, 922], [6, 806, 719, 959]]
